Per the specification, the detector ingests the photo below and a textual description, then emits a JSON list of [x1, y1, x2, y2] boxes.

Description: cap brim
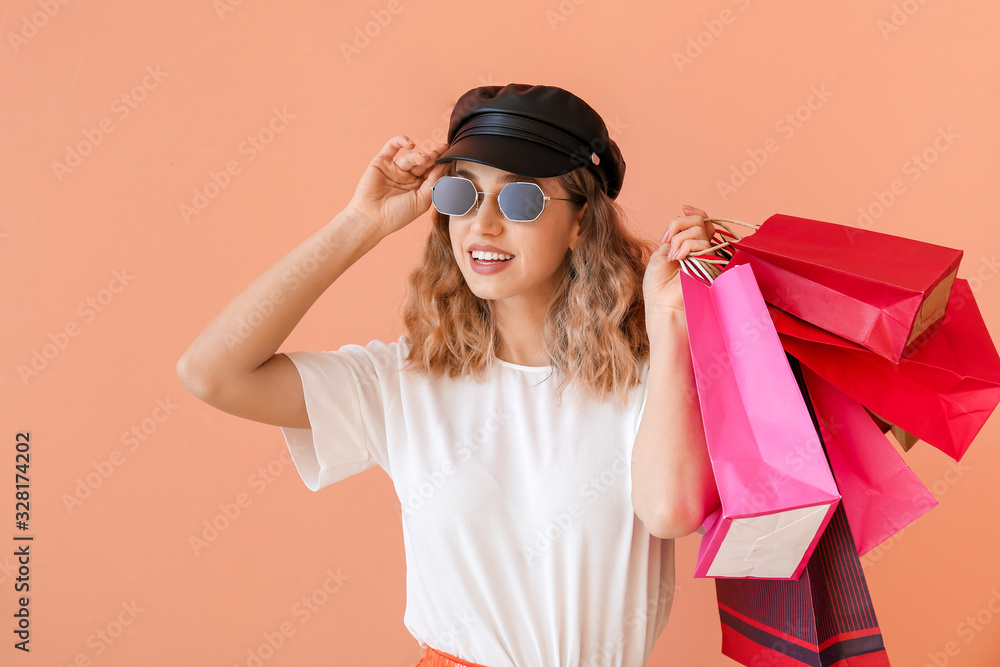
[[435, 134, 575, 178]]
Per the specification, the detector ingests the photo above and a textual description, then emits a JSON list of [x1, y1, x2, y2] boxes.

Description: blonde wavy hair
[[399, 165, 658, 408]]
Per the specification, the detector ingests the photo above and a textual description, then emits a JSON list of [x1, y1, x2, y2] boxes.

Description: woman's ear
[[569, 202, 587, 252]]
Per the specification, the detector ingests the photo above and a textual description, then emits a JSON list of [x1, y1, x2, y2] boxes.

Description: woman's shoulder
[[289, 334, 411, 373], [337, 334, 412, 365]]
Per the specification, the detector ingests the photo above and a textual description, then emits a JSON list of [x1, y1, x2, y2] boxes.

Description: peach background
[[3, 0, 999, 665]]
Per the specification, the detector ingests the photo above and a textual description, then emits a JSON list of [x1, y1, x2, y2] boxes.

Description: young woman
[[177, 83, 720, 667]]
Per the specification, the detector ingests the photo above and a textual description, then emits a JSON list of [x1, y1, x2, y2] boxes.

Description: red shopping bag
[[799, 366, 938, 556], [866, 410, 920, 452], [681, 264, 840, 579], [730, 214, 963, 362], [716, 502, 891, 667], [770, 278, 1000, 461]]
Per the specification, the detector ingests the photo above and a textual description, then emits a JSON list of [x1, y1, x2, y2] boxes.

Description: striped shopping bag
[[716, 505, 889, 666], [714, 359, 891, 667]]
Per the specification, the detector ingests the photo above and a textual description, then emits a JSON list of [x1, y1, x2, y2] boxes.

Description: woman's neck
[[494, 300, 551, 367]]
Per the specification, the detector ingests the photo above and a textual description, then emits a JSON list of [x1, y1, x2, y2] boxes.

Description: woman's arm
[[176, 208, 386, 428], [631, 204, 720, 538], [631, 311, 719, 539], [176, 135, 448, 429]]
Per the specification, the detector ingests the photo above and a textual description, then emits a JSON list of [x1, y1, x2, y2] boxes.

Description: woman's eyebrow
[[454, 168, 540, 186], [500, 172, 540, 185]]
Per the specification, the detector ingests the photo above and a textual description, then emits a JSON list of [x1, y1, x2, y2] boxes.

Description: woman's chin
[[466, 284, 503, 302]]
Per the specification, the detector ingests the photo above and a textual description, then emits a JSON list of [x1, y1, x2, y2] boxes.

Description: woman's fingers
[[681, 205, 717, 241], [394, 150, 429, 172], [417, 162, 450, 200], [373, 135, 414, 166], [660, 213, 707, 244], [405, 143, 449, 178], [666, 225, 711, 260], [669, 237, 713, 262], [681, 203, 708, 219], [661, 205, 717, 250], [391, 142, 449, 178]]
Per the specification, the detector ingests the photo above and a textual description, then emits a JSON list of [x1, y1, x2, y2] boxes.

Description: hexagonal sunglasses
[[431, 175, 573, 222]]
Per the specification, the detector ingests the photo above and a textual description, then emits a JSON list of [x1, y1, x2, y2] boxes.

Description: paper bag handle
[[679, 217, 759, 285]]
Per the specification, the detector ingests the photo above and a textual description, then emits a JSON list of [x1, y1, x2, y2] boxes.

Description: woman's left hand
[[643, 205, 716, 328]]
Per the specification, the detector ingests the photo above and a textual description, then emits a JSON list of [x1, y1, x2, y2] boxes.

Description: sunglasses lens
[[432, 176, 477, 216], [498, 182, 545, 222]]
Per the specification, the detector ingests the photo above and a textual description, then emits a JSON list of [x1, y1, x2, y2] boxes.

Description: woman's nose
[[470, 193, 505, 231]]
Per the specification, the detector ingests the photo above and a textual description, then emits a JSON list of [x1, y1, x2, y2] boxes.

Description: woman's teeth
[[471, 250, 514, 262]]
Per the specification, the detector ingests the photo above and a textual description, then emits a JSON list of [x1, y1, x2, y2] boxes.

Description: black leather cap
[[435, 83, 626, 199]]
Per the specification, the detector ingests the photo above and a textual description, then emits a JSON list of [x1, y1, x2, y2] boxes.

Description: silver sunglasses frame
[[431, 175, 572, 222]]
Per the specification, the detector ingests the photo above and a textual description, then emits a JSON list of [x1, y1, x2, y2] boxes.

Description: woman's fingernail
[[667, 249, 677, 260]]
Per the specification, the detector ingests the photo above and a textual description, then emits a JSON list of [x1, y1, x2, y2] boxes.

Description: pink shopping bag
[[681, 263, 841, 579], [799, 366, 938, 556]]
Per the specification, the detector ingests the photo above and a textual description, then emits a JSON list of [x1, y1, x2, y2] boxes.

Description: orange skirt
[[416, 645, 491, 667]]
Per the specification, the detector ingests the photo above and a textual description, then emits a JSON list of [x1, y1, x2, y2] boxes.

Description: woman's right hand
[[346, 135, 450, 236]]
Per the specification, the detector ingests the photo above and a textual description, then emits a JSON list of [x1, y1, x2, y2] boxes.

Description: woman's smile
[[469, 245, 516, 273]]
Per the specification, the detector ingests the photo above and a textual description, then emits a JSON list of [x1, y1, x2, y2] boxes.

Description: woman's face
[[447, 160, 584, 311]]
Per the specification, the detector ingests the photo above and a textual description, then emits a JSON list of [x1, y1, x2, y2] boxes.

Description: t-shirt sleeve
[[634, 359, 652, 437], [278, 339, 399, 491]]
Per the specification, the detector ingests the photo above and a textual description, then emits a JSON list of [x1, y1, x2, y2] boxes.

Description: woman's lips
[[469, 251, 513, 274]]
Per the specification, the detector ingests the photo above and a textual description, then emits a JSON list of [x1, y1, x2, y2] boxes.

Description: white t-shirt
[[279, 335, 675, 667]]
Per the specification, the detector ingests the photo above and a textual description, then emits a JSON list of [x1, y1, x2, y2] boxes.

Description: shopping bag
[[730, 214, 963, 362], [866, 409, 920, 452], [716, 503, 891, 666], [799, 366, 938, 556], [770, 278, 1000, 461], [681, 263, 841, 579]]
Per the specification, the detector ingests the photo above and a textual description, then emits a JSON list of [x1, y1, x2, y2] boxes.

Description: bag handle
[[679, 217, 759, 285]]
